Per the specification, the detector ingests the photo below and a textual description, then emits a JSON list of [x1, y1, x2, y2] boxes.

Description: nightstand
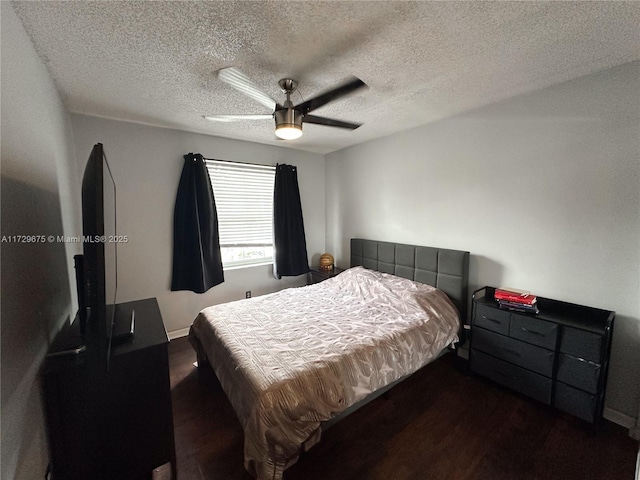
[[308, 266, 345, 285]]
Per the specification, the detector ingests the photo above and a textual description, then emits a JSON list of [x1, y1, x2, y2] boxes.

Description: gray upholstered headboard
[[350, 238, 470, 322]]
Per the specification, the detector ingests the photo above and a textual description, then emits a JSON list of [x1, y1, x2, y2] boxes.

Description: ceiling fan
[[204, 68, 367, 140]]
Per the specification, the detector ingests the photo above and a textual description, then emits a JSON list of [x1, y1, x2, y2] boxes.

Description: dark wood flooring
[[168, 336, 638, 480]]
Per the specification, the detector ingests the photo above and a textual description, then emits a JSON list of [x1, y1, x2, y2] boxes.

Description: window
[[205, 160, 276, 269]]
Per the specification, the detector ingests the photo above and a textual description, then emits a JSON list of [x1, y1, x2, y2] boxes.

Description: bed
[[189, 238, 469, 480]]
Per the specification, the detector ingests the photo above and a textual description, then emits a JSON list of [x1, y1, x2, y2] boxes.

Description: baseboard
[[168, 327, 190, 340], [603, 407, 637, 430]]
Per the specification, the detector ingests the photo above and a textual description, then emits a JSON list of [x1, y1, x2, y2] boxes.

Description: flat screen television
[[79, 143, 120, 370]]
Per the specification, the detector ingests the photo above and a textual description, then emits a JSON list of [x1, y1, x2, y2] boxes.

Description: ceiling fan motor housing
[[274, 107, 303, 130], [275, 79, 302, 132]]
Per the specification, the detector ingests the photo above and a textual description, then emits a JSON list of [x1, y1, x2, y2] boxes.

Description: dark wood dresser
[[42, 298, 176, 479], [469, 287, 614, 423]]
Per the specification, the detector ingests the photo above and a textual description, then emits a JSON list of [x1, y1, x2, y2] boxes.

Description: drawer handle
[[521, 327, 544, 336], [482, 316, 501, 324], [495, 370, 516, 380]]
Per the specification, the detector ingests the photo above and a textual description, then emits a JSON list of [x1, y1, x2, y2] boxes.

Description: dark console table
[[43, 298, 176, 479], [469, 287, 614, 424]]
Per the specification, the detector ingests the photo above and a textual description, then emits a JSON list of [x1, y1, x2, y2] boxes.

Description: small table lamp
[[319, 253, 334, 271]]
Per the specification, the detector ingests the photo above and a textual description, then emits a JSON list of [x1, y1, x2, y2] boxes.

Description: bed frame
[[191, 237, 470, 448], [320, 239, 469, 428]]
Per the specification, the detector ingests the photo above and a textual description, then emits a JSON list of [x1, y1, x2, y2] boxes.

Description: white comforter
[[190, 266, 460, 479]]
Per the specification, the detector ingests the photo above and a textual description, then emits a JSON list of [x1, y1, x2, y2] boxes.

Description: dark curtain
[[273, 164, 309, 278], [171, 153, 224, 293]]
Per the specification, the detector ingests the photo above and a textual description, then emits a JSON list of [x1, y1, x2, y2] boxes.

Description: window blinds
[[205, 160, 275, 247]]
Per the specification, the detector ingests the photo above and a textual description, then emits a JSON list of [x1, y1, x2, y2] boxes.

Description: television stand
[[42, 298, 176, 480]]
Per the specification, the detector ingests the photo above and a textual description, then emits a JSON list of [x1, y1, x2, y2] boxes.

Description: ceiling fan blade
[[218, 68, 277, 110], [295, 77, 367, 115], [203, 114, 273, 123], [303, 114, 362, 130]]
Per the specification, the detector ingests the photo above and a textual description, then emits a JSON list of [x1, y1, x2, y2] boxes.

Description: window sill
[[223, 260, 274, 271]]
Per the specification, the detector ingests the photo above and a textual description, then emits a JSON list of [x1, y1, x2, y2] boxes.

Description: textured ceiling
[[11, 1, 640, 154]]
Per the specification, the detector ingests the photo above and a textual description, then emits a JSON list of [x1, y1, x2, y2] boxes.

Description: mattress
[[189, 266, 460, 480]]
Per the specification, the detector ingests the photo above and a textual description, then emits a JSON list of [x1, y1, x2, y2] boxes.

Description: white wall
[[70, 115, 325, 334], [326, 62, 640, 423], [1, 4, 81, 479]]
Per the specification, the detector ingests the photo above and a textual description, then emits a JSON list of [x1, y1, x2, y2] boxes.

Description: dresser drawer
[[510, 314, 558, 350], [559, 327, 603, 363], [474, 303, 510, 335], [556, 353, 601, 394], [554, 382, 597, 423], [470, 350, 552, 405], [472, 327, 555, 377]]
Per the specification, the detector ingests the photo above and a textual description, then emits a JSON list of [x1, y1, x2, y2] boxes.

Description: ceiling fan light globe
[[275, 125, 303, 140], [274, 108, 303, 139]]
